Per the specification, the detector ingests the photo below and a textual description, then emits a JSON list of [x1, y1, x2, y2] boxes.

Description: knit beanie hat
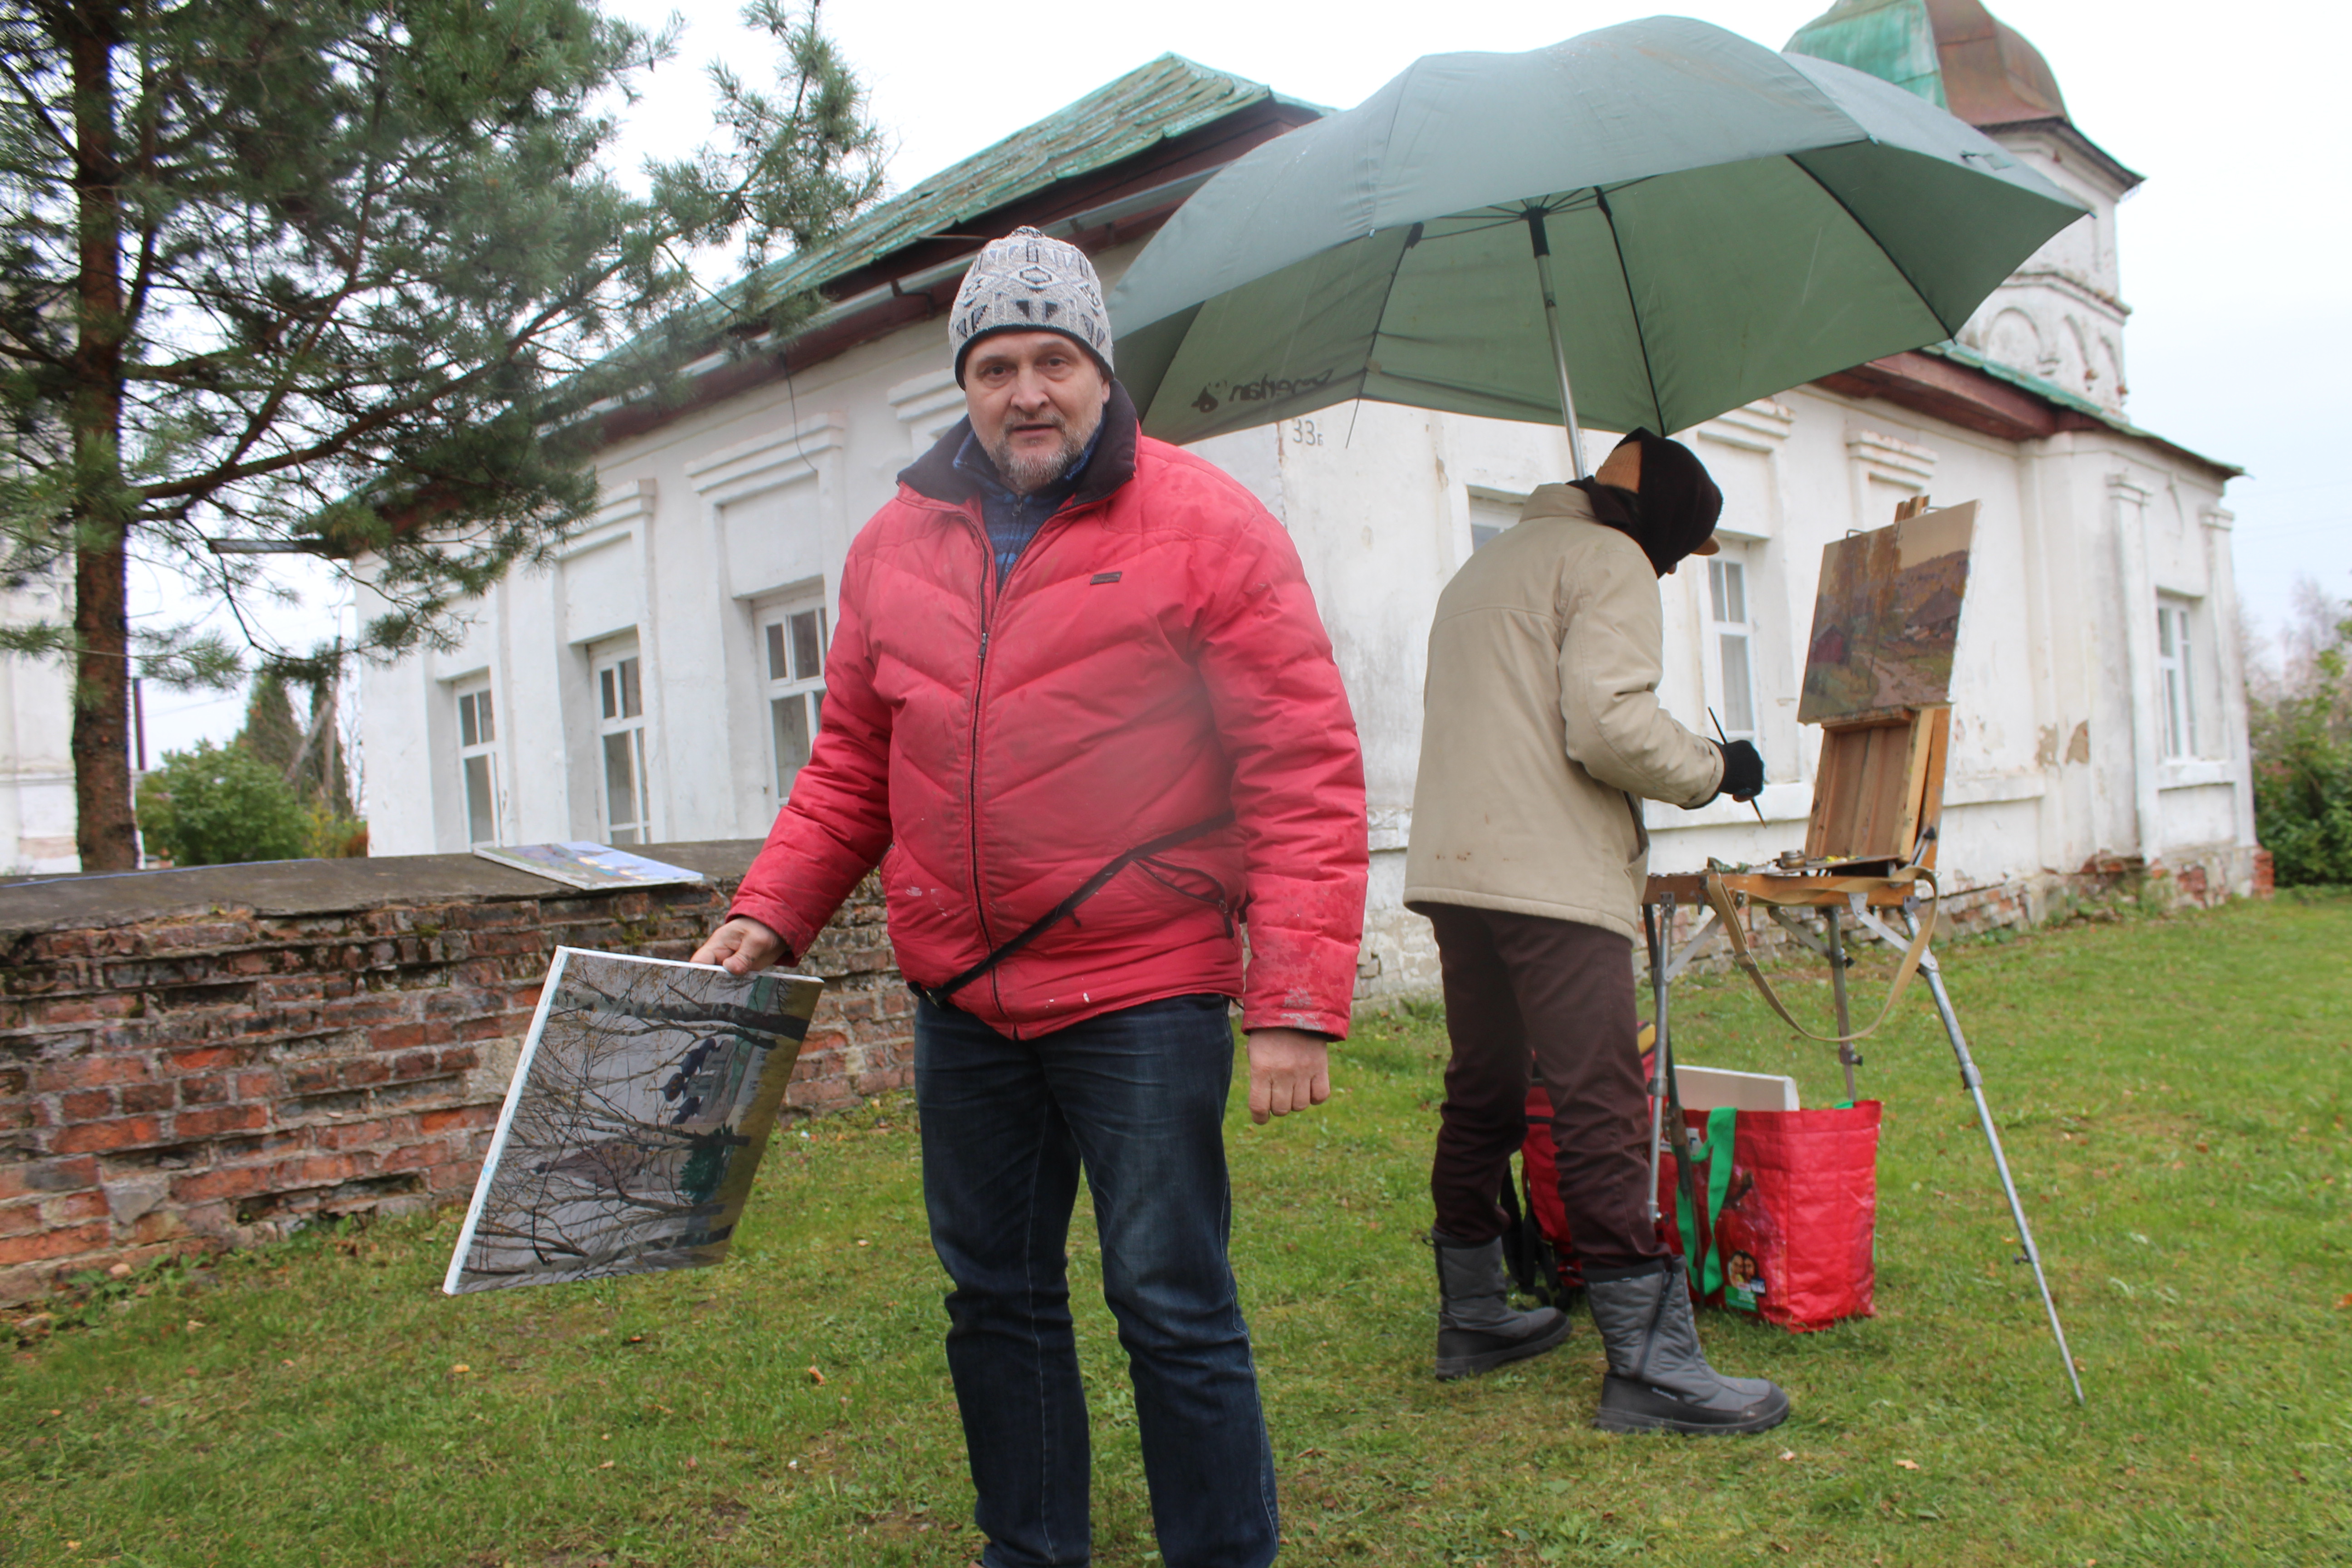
[[949, 227, 1115, 384]]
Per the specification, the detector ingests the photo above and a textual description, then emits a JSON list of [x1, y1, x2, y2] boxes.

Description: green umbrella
[[1108, 15, 2084, 475]]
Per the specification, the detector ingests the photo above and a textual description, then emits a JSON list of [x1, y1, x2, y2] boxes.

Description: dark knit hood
[[1568, 428, 1722, 577]]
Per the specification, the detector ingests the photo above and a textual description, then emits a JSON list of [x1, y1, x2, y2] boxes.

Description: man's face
[[964, 331, 1110, 495]]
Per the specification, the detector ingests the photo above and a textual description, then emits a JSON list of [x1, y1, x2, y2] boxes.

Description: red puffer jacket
[[729, 386, 1368, 1040]]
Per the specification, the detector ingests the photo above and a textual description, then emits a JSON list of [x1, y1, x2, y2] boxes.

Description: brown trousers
[[1423, 902, 1666, 1271]]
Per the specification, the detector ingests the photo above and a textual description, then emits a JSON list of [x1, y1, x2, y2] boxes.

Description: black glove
[[1716, 739, 1764, 801]]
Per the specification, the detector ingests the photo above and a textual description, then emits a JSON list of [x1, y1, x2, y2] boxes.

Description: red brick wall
[[0, 847, 906, 1303]]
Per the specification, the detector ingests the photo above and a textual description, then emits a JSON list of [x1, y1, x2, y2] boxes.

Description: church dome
[[1787, 0, 2068, 128]]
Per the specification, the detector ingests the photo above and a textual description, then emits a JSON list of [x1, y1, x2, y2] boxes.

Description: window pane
[[2179, 626, 2196, 753], [476, 688, 494, 743], [1471, 523, 1502, 552], [1719, 633, 1755, 735], [459, 692, 479, 750], [635, 731, 651, 835], [464, 754, 496, 845], [791, 609, 823, 681], [599, 666, 617, 720], [1721, 561, 1746, 624], [1708, 560, 1730, 623], [2156, 609, 2175, 659], [811, 684, 824, 733], [603, 730, 640, 836], [618, 657, 642, 720], [765, 622, 788, 682], [773, 692, 812, 796]]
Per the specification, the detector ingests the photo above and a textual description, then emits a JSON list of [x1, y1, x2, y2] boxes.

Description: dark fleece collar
[[900, 380, 1140, 511]]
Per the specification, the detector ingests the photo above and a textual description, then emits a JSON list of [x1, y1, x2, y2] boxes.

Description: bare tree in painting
[[455, 957, 814, 1288]]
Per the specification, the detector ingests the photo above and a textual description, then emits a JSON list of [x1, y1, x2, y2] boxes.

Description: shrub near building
[[136, 740, 311, 867], [2251, 607, 2352, 887]]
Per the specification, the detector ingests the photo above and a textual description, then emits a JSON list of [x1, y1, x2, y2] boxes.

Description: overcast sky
[[142, 0, 2348, 759]]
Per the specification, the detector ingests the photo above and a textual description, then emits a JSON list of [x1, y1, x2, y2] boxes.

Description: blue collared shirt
[[954, 421, 1105, 584]]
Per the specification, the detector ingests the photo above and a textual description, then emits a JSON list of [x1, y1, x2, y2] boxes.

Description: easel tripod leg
[[1642, 899, 1672, 1226], [1824, 907, 1858, 1102], [1906, 918, 2086, 1406]]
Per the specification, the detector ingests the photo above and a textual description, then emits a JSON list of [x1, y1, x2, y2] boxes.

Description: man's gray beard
[[987, 406, 1102, 495]]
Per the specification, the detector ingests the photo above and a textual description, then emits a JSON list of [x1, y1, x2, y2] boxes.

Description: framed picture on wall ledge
[[473, 841, 707, 892]]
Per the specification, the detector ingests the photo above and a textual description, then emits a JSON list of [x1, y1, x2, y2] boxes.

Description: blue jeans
[[915, 993, 1280, 1568]]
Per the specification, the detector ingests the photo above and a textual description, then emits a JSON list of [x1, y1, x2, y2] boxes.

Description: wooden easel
[[1638, 494, 2084, 1404]]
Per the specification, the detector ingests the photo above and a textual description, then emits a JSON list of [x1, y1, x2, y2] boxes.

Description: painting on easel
[[1797, 503, 1978, 723]]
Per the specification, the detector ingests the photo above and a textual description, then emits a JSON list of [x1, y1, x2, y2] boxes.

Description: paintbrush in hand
[[1709, 707, 1767, 823]]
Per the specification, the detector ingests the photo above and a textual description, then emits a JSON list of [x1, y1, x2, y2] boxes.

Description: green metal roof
[[674, 54, 1298, 338], [1788, 0, 1948, 107]]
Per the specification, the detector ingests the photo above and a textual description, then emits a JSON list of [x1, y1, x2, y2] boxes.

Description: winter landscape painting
[[444, 950, 823, 1294], [1797, 502, 1977, 724]]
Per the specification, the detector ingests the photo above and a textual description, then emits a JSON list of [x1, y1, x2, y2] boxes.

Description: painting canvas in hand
[[444, 949, 823, 1294], [1798, 502, 1978, 724]]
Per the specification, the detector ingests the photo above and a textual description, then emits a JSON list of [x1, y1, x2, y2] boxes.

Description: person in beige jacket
[[1405, 429, 1786, 1436]]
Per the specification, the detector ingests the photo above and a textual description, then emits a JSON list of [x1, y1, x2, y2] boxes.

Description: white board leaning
[[443, 948, 824, 1294]]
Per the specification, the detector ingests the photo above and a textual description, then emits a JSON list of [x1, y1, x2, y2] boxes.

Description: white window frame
[[592, 642, 652, 845], [1466, 492, 1521, 554], [454, 678, 502, 848], [2156, 599, 2197, 760], [1704, 550, 1761, 744], [758, 595, 829, 804]]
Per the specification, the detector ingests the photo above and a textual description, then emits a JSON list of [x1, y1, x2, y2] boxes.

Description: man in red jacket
[[693, 227, 1367, 1568]]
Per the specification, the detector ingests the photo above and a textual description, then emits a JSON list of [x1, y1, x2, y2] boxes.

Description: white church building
[[0, 575, 78, 874], [357, 1, 2254, 996]]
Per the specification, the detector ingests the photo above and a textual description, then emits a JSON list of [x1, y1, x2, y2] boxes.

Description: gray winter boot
[[1431, 1229, 1572, 1381], [1584, 1257, 1789, 1434]]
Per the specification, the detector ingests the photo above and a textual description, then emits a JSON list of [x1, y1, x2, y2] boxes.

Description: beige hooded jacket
[[1404, 483, 1724, 941]]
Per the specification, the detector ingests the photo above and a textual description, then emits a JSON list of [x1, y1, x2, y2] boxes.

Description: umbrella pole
[[1525, 211, 1589, 480]]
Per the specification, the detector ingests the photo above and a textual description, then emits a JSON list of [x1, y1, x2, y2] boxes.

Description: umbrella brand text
[[1191, 370, 1335, 416]]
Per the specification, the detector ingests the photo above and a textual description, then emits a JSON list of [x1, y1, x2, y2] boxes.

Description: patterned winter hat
[[949, 227, 1114, 383]]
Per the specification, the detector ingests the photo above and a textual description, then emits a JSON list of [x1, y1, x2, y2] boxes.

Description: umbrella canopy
[[1108, 16, 2085, 467]]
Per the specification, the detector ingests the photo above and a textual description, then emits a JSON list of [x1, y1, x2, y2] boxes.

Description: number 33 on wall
[[1287, 418, 1324, 446]]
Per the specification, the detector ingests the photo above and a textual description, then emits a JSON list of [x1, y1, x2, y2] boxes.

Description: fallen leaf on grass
[[1779, 1450, 1796, 1461], [2335, 1293, 2352, 1311], [450, 1363, 471, 1375], [599, 1460, 615, 1470], [1895, 1459, 1921, 1471], [807, 1366, 826, 1385]]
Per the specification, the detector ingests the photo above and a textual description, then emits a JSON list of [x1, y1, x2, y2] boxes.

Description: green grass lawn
[[5, 893, 2349, 1568]]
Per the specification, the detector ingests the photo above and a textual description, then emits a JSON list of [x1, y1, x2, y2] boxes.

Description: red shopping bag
[[1656, 1100, 1882, 1332], [1510, 1083, 1583, 1294]]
